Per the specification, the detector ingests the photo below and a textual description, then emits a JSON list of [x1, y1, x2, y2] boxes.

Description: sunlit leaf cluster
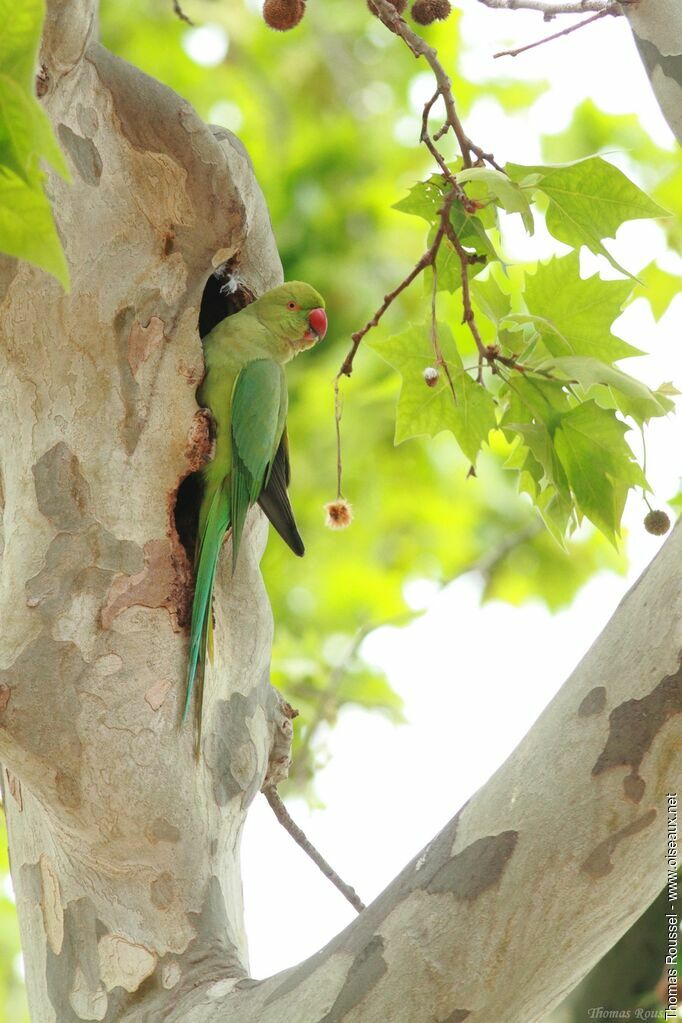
[[373, 154, 672, 545]]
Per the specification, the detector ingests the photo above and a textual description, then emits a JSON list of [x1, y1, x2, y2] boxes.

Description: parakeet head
[[256, 282, 327, 354]]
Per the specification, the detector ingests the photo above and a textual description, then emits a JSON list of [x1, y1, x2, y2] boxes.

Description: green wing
[[230, 358, 287, 568]]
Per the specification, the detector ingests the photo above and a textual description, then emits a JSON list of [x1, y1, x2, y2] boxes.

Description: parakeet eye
[[287, 301, 298, 310]]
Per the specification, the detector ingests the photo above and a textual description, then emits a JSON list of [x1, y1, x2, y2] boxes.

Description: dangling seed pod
[[423, 367, 439, 388], [643, 509, 671, 536], [263, 0, 306, 31], [411, 0, 451, 24], [324, 499, 353, 530], [367, 0, 407, 16]]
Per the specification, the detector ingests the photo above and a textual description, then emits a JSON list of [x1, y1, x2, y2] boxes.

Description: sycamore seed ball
[[423, 367, 439, 388], [411, 0, 451, 24], [325, 499, 353, 530], [644, 509, 671, 536], [263, 0, 305, 31]]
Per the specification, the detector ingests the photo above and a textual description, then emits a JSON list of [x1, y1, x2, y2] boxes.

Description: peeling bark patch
[[624, 773, 646, 805], [58, 125, 103, 185], [101, 539, 182, 631], [128, 316, 165, 376], [206, 689, 263, 807], [55, 770, 81, 810], [145, 817, 180, 845], [593, 663, 682, 803], [5, 769, 22, 809], [113, 305, 146, 455], [0, 685, 11, 712], [636, 39, 682, 89], [579, 686, 607, 717], [150, 872, 175, 910], [440, 1012, 471, 1023], [40, 854, 64, 955], [0, 633, 84, 804], [45, 897, 108, 1023], [33, 443, 93, 531], [427, 831, 519, 900], [318, 936, 387, 1023], [98, 934, 157, 992], [582, 809, 657, 879], [144, 678, 172, 711]]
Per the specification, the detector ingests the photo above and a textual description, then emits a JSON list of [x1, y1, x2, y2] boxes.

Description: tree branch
[[478, 0, 622, 16], [493, 8, 619, 58], [185, 523, 682, 1023], [263, 787, 367, 915]]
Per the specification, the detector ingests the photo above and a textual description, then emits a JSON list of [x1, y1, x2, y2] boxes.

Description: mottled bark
[[0, 1, 285, 1020], [626, 0, 682, 144], [0, 1, 680, 1022]]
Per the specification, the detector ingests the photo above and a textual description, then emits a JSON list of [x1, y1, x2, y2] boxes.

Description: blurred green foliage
[[0, 0, 70, 285], [94, 0, 680, 787]]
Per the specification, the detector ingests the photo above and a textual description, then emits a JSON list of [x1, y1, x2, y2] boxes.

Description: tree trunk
[[0, 2, 287, 1020], [0, 2, 680, 1022]]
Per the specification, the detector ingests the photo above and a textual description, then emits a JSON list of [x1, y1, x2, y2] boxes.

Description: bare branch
[[263, 787, 367, 915], [478, 0, 621, 16], [493, 8, 618, 58]]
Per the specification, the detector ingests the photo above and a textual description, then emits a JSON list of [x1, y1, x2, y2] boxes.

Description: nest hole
[[172, 263, 256, 564]]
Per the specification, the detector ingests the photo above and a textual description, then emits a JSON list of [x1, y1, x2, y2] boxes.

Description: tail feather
[[183, 483, 229, 726]]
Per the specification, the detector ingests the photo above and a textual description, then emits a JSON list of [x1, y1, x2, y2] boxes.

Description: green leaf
[[392, 175, 444, 224], [369, 322, 496, 464], [450, 204, 499, 263], [0, 0, 70, 286], [519, 252, 640, 362], [0, 167, 69, 287], [457, 166, 534, 233], [537, 355, 674, 423], [636, 262, 682, 321], [507, 156, 667, 278], [0, 0, 45, 89], [471, 274, 511, 324], [554, 401, 647, 541], [0, 74, 69, 181], [505, 374, 571, 428]]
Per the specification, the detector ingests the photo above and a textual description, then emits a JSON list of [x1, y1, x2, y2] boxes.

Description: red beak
[[308, 307, 327, 340]]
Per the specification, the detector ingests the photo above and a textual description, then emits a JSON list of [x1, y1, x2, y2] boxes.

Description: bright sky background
[[237, 3, 682, 980]]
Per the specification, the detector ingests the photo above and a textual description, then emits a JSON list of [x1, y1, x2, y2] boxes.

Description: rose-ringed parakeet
[[183, 281, 327, 732]]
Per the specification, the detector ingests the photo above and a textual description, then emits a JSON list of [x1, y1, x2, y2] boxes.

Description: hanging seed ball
[[423, 367, 439, 388], [367, 0, 407, 16], [411, 0, 451, 24], [263, 0, 305, 31], [325, 499, 353, 530], [643, 509, 671, 536]]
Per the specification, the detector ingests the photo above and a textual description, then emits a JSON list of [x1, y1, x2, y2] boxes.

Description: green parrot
[[183, 281, 327, 732]]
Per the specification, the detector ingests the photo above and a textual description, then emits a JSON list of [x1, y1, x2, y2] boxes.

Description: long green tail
[[183, 481, 230, 726]]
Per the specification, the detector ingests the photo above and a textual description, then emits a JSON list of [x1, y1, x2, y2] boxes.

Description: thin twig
[[334, 375, 344, 499], [172, 0, 194, 24], [493, 8, 614, 57], [478, 0, 620, 14], [263, 787, 366, 914]]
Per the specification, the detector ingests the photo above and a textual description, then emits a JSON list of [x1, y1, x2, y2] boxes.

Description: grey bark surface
[[626, 0, 682, 143], [0, 1, 680, 1022]]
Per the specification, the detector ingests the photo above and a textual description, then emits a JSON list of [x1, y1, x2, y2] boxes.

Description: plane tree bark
[[0, 1, 679, 1022]]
